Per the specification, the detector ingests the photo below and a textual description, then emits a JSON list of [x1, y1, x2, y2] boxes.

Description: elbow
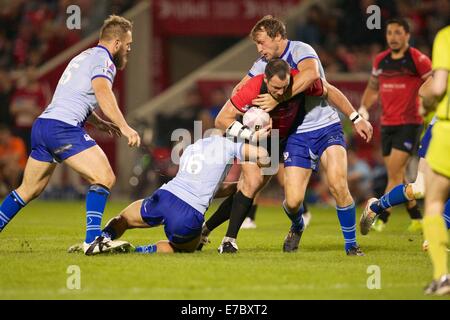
[[214, 117, 223, 129], [309, 69, 320, 83], [432, 85, 446, 98]]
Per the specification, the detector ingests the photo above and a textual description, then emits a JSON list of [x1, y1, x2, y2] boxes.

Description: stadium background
[[1, 0, 449, 301], [1, 0, 447, 203], [2, 0, 446, 205]]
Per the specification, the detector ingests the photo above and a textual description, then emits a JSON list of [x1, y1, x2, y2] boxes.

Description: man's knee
[[328, 179, 350, 201], [284, 196, 304, 214], [91, 170, 116, 189]]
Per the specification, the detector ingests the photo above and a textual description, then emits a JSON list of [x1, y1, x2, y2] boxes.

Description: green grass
[[0, 200, 447, 300]]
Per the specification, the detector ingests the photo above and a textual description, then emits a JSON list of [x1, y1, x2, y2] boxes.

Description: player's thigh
[[64, 145, 115, 187], [276, 163, 285, 187], [284, 166, 312, 204], [120, 200, 149, 228], [320, 145, 348, 187], [386, 148, 410, 175], [424, 164, 450, 217], [17, 157, 57, 201]]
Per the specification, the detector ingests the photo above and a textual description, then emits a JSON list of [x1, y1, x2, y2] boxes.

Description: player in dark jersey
[[359, 18, 432, 232]]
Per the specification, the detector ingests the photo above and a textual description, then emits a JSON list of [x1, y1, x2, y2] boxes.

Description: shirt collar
[[96, 45, 114, 61]]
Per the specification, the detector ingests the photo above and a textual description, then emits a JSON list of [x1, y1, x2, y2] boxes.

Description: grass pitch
[[0, 200, 446, 300]]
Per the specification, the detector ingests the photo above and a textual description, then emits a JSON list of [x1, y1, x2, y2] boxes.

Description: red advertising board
[[152, 0, 301, 36], [150, 0, 301, 93]]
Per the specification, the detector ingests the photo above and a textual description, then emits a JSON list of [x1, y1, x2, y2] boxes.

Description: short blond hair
[[100, 15, 133, 41], [250, 15, 287, 40]]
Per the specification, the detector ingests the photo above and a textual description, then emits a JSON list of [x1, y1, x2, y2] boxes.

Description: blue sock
[[336, 203, 357, 252], [85, 184, 110, 244], [444, 199, 450, 230], [370, 184, 409, 215], [135, 244, 157, 254], [282, 201, 305, 233], [0, 191, 26, 232]]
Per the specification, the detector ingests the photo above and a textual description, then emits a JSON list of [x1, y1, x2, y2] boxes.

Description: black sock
[[205, 194, 235, 232], [247, 204, 258, 220], [225, 191, 254, 239], [378, 209, 390, 223], [303, 202, 309, 214], [406, 203, 422, 220]]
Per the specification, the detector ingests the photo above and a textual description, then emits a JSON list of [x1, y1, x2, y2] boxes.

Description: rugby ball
[[243, 107, 270, 132]]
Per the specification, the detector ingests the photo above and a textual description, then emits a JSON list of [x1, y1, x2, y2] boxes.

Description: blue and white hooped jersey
[[248, 40, 340, 133], [160, 135, 244, 214], [39, 45, 116, 127]]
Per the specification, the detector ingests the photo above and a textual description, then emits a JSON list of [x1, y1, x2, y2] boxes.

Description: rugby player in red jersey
[[359, 18, 432, 232]]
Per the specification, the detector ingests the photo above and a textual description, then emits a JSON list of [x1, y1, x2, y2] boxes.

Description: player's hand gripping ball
[[243, 107, 270, 132]]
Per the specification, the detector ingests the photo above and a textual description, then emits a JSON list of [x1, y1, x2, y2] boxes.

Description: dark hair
[[100, 15, 133, 41], [265, 59, 290, 81], [386, 18, 410, 33], [251, 15, 287, 40]]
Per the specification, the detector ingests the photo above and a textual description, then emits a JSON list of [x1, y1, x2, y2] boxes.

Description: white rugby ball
[[243, 107, 270, 132]]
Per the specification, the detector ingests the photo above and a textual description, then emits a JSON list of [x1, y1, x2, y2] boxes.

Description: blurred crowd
[[301, 0, 450, 73], [1, 0, 444, 201]]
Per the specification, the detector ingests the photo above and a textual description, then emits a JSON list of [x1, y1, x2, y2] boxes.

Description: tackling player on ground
[[69, 132, 269, 254]]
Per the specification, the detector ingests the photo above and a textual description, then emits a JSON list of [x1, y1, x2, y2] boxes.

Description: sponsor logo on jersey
[[84, 134, 94, 142]]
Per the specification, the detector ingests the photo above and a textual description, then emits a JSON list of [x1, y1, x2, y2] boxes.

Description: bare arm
[[359, 75, 379, 119], [252, 58, 320, 111], [242, 143, 270, 168], [231, 75, 251, 96], [290, 58, 321, 97], [215, 100, 243, 131], [325, 81, 373, 143], [419, 70, 449, 112], [92, 78, 140, 147]]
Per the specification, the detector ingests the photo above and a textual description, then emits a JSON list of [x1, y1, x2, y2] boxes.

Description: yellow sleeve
[[432, 27, 450, 71]]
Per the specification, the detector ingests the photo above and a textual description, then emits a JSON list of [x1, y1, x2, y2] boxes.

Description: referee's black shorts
[[381, 124, 423, 157]]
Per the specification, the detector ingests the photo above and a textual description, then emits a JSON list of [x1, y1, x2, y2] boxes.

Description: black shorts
[[381, 124, 423, 157]]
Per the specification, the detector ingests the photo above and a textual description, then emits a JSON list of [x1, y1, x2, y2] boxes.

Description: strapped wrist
[[350, 111, 362, 124], [226, 121, 253, 141]]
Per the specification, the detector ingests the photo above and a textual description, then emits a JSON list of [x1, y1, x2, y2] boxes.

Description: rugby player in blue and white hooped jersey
[[96, 132, 269, 254], [0, 15, 141, 255], [236, 16, 373, 255]]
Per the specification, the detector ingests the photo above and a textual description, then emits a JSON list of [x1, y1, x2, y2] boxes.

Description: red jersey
[[372, 47, 431, 126], [230, 70, 324, 139]]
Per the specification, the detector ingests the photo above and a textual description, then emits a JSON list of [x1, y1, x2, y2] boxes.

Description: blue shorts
[[140, 189, 204, 244], [30, 118, 97, 163], [417, 123, 433, 158], [283, 123, 346, 171]]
